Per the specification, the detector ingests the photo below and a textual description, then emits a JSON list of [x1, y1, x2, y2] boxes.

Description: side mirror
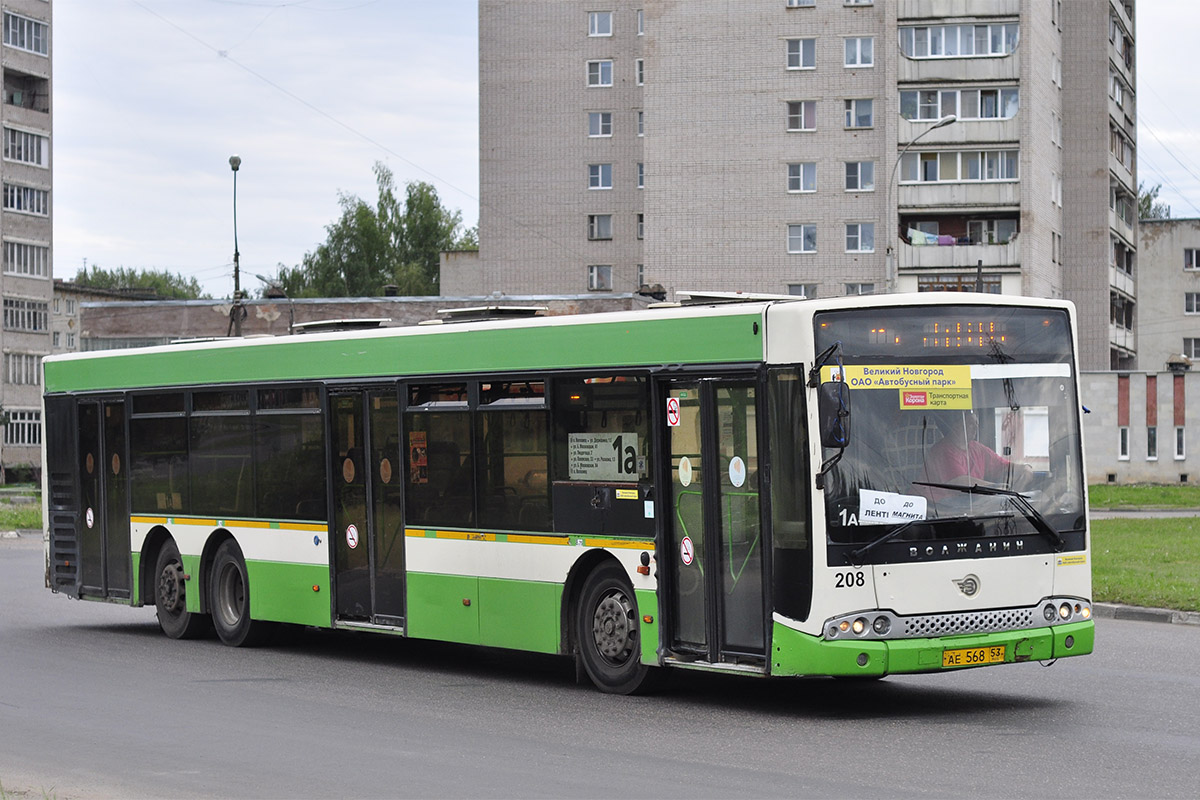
[[818, 381, 851, 449]]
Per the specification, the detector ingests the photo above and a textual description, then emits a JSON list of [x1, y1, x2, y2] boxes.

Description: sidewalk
[[1093, 602, 1200, 626]]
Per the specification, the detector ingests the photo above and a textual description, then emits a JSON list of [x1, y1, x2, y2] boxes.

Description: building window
[[588, 112, 613, 137], [845, 0, 874, 4], [587, 265, 613, 291], [2, 183, 48, 216], [1177, 427, 1187, 460], [787, 101, 816, 131], [1187, 293, 1200, 315], [588, 214, 613, 240], [2, 297, 47, 331], [66, 299, 75, 315], [1052, 231, 1062, 264], [637, 162, 644, 189], [5, 352, 40, 386], [845, 283, 875, 295], [1110, 72, 1125, 108], [637, 110, 644, 136], [636, 263, 644, 286], [3, 12, 48, 56], [637, 9, 644, 35], [844, 98, 873, 128], [1185, 338, 1200, 358], [786, 0, 816, 6], [587, 60, 613, 87], [1118, 427, 1129, 460], [787, 224, 816, 253], [3, 128, 49, 167], [588, 11, 613, 37], [588, 163, 613, 189], [845, 161, 874, 191], [845, 37, 874, 67], [635, 59, 644, 85], [636, 213, 644, 239], [967, 218, 1017, 245], [3, 240, 49, 278], [788, 162, 816, 193], [1148, 426, 1158, 461], [787, 38, 815, 69], [4, 410, 40, 447], [900, 88, 1018, 121], [1185, 249, 1200, 271], [899, 23, 1019, 58], [899, 150, 1019, 183], [67, 332, 75, 348], [917, 274, 1002, 293], [52, 331, 59, 347], [788, 283, 817, 298], [845, 223, 875, 253]]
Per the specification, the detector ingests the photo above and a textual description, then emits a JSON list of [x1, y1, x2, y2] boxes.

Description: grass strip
[[1092, 517, 1200, 611], [1089, 484, 1200, 508]]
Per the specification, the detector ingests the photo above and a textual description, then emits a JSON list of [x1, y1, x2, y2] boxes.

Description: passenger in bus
[[926, 410, 1034, 490]]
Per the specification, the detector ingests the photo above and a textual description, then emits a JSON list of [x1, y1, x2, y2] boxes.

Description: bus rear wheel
[[154, 540, 210, 639], [210, 539, 275, 647], [577, 562, 651, 694]]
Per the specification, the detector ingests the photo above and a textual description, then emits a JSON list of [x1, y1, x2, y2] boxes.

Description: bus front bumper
[[770, 619, 1094, 678]]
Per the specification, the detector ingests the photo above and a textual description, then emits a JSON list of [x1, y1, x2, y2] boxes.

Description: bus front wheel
[[210, 539, 275, 647], [576, 562, 651, 694], [154, 540, 211, 639]]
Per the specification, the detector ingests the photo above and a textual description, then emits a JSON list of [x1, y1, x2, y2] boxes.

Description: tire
[[210, 539, 275, 647], [576, 561, 651, 694], [154, 540, 211, 639]]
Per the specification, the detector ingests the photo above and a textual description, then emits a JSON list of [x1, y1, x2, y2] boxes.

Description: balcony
[[898, 180, 1020, 210], [1109, 208, 1134, 243], [1109, 152, 1133, 190], [1109, 323, 1135, 353], [899, 116, 1019, 147], [1110, 265, 1134, 297], [898, 52, 1019, 84], [898, 237, 1019, 270], [898, 0, 1019, 20]]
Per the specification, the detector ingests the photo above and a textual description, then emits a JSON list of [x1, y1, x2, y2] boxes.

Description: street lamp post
[[885, 114, 957, 294], [229, 154, 244, 336]]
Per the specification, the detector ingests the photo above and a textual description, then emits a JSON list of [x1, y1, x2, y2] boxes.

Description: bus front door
[[664, 379, 766, 664], [76, 399, 130, 600], [330, 389, 406, 626]]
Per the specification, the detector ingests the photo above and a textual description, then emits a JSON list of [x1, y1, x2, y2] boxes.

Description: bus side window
[[550, 375, 652, 536], [130, 393, 188, 513], [405, 384, 474, 528]]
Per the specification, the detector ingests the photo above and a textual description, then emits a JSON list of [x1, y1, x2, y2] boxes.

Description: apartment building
[[477, 0, 1137, 371], [1, 0, 52, 479], [1136, 218, 1200, 372]]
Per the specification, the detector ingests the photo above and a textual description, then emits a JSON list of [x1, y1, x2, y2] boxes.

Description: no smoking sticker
[[666, 396, 681, 427], [346, 524, 359, 549], [680, 535, 694, 566]]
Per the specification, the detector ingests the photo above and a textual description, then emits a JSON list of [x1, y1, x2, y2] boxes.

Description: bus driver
[[926, 410, 1034, 490]]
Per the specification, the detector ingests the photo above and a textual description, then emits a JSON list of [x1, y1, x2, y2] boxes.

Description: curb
[[1093, 602, 1200, 626]]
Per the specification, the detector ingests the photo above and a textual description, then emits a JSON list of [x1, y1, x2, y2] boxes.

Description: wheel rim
[[592, 587, 636, 665], [157, 561, 185, 615], [215, 562, 245, 628]]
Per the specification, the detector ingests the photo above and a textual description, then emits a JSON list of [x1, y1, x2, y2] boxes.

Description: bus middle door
[[663, 377, 766, 665], [329, 388, 406, 626]]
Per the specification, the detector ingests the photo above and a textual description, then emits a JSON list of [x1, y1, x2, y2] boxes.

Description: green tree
[[73, 265, 209, 299], [1138, 181, 1171, 220], [277, 163, 476, 297]]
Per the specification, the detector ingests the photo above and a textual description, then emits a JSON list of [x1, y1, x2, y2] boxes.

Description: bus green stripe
[[44, 314, 764, 393]]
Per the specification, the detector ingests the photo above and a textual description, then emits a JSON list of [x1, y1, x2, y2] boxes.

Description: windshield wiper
[[846, 515, 973, 566], [913, 482, 1065, 551]]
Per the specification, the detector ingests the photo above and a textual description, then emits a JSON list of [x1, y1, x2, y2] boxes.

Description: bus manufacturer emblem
[[952, 574, 980, 597]]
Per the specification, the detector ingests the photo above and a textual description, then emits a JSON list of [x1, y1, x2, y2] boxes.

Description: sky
[[51, 1, 1199, 299], [53, 0, 479, 298]]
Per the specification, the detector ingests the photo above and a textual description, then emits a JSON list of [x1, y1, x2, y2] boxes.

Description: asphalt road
[[3, 534, 1199, 799]]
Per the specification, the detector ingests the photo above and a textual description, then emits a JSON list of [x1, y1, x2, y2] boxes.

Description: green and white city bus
[[41, 292, 1093, 693]]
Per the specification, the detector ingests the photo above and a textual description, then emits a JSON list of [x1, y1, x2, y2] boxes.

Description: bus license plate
[[942, 645, 1005, 668]]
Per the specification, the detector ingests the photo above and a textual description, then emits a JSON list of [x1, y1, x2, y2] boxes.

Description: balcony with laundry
[[895, 214, 1020, 270]]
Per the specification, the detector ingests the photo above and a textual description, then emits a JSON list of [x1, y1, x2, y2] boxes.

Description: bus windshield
[[813, 304, 1086, 565]]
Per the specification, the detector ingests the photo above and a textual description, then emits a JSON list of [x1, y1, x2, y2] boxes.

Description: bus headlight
[[1059, 602, 1072, 620], [872, 616, 891, 635], [1044, 604, 1057, 621], [851, 617, 867, 635]]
